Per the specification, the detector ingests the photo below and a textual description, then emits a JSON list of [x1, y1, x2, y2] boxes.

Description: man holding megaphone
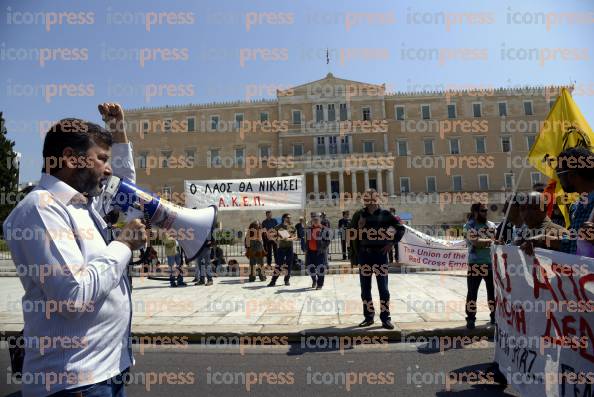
[[3, 103, 145, 397]]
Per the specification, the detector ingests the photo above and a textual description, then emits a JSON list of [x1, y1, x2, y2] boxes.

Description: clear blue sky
[[2, 0, 593, 183]]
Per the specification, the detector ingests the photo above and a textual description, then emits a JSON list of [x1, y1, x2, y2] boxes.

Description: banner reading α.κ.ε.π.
[[185, 176, 304, 211], [493, 245, 594, 397]]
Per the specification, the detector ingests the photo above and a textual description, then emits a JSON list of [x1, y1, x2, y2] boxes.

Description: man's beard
[[70, 168, 104, 197], [477, 214, 487, 223]]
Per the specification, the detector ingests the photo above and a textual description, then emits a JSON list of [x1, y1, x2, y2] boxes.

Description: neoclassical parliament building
[[124, 73, 567, 228]]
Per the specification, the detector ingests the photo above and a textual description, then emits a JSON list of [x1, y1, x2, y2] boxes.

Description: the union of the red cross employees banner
[[185, 175, 305, 211], [398, 225, 467, 269], [492, 245, 594, 397]]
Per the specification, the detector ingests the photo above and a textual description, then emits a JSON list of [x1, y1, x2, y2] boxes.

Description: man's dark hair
[[557, 146, 594, 180], [281, 213, 290, 222], [42, 118, 112, 175], [342, 210, 349, 216], [469, 203, 485, 220]]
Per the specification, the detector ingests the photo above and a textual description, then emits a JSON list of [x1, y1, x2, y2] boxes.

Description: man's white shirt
[[4, 143, 136, 397]]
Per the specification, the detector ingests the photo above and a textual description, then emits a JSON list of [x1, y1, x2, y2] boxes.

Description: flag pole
[[496, 166, 526, 240]]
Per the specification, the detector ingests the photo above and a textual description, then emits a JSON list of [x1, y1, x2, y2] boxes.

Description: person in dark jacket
[[305, 213, 330, 289], [349, 189, 405, 330]]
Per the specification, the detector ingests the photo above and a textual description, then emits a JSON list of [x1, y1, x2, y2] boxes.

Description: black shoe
[[196, 279, 205, 286], [358, 319, 374, 327], [315, 285, 322, 290], [169, 282, 177, 288], [259, 275, 267, 281], [191, 278, 198, 283], [206, 280, 213, 286], [381, 320, 395, 330], [267, 282, 276, 287], [177, 281, 187, 287], [312, 280, 317, 288], [466, 319, 476, 329], [248, 276, 256, 282], [284, 281, 290, 286]]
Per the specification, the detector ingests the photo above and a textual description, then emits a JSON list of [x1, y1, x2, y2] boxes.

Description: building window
[[531, 172, 541, 186], [162, 186, 172, 201], [260, 112, 269, 122], [400, 177, 410, 193], [504, 173, 515, 189], [523, 100, 534, 116], [397, 140, 408, 156], [395, 105, 405, 121], [501, 136, 512, 152], [449, 138, 460, 155], [472, 103, 482, 117], [549, 99, 556, 109], [142, 120, 149, 133], [187, 117, 195, 132], [160, 150, 172, 168], [210, 115, 219, 131], [475, 136, 486, 154], [498, 102, 507, 117], [293, 144, 304, 157], [138, 151, 149, 169], [447, 104, 456, 119], [452, 175, 462, 192], [163, 119, 172, 133], [421, 104, 431, 120], [210, 149, 221, 167], [234, 113, 244, 130], [424, 139, 434, 155], [328, 136, 338, 154], [327, 104, 336, 122], [340, 136, 350, 154], [478, 174, 489, 190], [184, 149, 195, 167], [526, 135, 536, 150], [316, 136, 326, 155], [339, 103, 348, 121], [259, 145, 270, 160], [426, 176, 436, 193], [292, 110, 301, 125], [363, 141, 374, 153], [235, 148, 245, 167], [315, 104, 324, 122], [362, 106, 371, 121]]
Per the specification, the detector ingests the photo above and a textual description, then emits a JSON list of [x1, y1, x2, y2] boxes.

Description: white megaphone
[[101, 176, 217, 261]]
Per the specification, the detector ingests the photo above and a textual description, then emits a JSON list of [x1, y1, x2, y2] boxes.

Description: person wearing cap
[[305, 213, 331, 289]]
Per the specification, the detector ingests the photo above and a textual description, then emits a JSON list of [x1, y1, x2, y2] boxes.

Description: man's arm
[[7, 201, 132, 319]]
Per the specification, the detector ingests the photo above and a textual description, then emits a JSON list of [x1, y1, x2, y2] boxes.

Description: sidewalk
[[0, 268, 494, 341]]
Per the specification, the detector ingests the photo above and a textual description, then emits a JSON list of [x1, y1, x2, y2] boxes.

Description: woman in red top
[[305, 213, 330, 289]]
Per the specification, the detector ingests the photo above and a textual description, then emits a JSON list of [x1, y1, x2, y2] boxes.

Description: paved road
[[1, 342, 519, 397]]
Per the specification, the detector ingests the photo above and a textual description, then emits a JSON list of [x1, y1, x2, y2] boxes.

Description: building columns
[[387, 169, 395, 196], [338, 171, 344, 198], [376, 169, 383, 194], [351, 171, 357, 195], [326, 171, 332, 199], [364, 170, 370, 190], [313, 171, 319, 195]]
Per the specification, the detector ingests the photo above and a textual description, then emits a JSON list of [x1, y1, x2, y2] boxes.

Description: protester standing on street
[[555, 147, 594, 255], [163, 231, 186, 287], [262, 210, 279, 268], [306, 213, 330, 289], [3, 103, 145, 397], [338, 211, 350, 260], [194, 240, 214, 286], [463, 203, 496, 329], [246, 221, 267, 282], [268, 213, 297, 287], [350, 189, 405, 330]]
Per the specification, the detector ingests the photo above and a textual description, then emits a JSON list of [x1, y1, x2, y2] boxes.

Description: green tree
[[0, 112, 19, 224]]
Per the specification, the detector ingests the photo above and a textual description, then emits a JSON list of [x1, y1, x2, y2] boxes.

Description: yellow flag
[[527, 88, 594, 226]]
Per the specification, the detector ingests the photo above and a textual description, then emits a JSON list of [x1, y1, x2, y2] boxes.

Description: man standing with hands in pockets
[[4, 103, 146, 397]]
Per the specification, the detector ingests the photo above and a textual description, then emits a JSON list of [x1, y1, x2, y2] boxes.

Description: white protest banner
[[398, 225, 467, 269], [493, 245, 594, 397], [185, 175, 305, 211]]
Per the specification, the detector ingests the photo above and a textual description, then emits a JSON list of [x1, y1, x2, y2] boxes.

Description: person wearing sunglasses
[[463, 203, 496, 329]]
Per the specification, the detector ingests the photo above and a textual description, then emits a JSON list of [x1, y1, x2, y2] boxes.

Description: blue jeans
[[194, 249, 212, 281], [48, 371, 127, 396], [307, 250, 327, 287], [270, 246, 293, 283], [358, 249, 390, 322]]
